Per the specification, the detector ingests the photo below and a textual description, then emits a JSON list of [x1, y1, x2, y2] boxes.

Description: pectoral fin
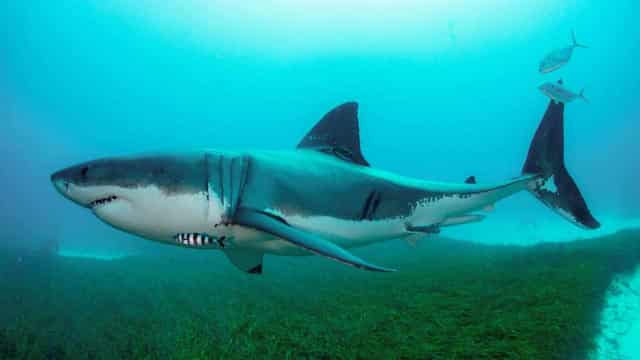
[[223, 249, 263, 274], [234, 208, 395, 272], [440, 214, 485, 226], [405, 223, 440, 234]]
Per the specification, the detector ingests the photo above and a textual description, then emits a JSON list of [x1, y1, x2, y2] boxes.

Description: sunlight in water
[[97, 0, 567, 57]]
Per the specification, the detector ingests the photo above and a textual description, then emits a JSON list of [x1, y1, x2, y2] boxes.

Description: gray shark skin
[[51, 101, 599, 274]]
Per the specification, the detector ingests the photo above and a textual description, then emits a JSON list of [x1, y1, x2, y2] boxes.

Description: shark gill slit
[[370, 192, 381, 219], [204, 153, 211, 221], [360, 192, 375, 220], [204, 154, 210, 201], [218, 154, 226, 223], [226, 157, 237, 219], [360, 190, 381, 220], [228, 156, 237, 219], [230, 156, 250, 221]]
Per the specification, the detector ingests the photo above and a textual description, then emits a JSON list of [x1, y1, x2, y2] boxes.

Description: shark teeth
[[174, 233, 226, 248], [90, 195, 118, 208]]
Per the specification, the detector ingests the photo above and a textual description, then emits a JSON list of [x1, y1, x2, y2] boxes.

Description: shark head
[[51, 153, 224, 244]]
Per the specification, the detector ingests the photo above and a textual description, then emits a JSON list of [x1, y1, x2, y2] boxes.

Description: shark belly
[[227, 215, 408, 256], [281, 214, 409, 248], [235, 151, 536, 255], [241, 180, 524, 255], [236, 150, 423, 253]]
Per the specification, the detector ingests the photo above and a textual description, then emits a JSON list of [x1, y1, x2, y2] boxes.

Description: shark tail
[[571, 30, 588, 48], [522, 100, 600, 229]]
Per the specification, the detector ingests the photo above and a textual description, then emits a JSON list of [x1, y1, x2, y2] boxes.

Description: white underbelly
[[226, 225, 303, 255], [229, 214, 409, 256]]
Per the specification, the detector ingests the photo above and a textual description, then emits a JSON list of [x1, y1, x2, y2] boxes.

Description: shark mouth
[[89, 195, 119, 208], [174, 233, 227, 248]]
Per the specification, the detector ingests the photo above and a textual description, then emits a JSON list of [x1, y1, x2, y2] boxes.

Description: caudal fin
[[571, 30, 588, 48], [579, 88, 589, 103], [522, 100, 600, 229]]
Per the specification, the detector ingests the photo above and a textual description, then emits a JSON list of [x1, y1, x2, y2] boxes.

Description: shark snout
[[50, 167, 87, 207], [51, 170, 70, 196]]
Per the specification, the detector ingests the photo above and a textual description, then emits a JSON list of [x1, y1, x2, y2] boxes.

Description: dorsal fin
[[297, 102, 370, 166], [464, 176, 477, 184]]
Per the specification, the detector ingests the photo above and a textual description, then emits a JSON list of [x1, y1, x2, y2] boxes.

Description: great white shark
[[51, 100, 599, 274]]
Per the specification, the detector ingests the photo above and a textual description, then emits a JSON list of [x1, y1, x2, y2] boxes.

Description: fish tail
[[571, 30, 588, 48], [579, 88, 589, 103]]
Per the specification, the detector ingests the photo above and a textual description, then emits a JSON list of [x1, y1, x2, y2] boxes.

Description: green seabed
[[1, 229, 639, 359]]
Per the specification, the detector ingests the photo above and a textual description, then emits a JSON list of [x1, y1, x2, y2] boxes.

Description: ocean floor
[[1, 229, 639, 359], [592, 265, 640, 360], [448, 214, 640, 246]]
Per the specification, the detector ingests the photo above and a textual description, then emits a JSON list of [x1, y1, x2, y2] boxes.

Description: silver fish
[[539, 79, 587, 104], [539, 31, 587, 74]]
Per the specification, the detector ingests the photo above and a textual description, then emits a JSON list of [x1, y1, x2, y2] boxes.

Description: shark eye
[[81, 166, 89, 178]]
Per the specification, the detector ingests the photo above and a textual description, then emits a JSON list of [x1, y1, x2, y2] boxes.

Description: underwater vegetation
[[1, 229, 639, 359]]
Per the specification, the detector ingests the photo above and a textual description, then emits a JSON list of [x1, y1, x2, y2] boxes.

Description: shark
[[51, 100, 600, 274]]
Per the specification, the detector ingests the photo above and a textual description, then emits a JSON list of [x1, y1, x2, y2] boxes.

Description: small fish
[[539, 79, 588, 104], [539, 31, 587, 74], [448, 20, 456, 42]]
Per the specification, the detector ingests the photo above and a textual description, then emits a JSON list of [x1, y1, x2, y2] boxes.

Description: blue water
[[1, 1, 640, 358]]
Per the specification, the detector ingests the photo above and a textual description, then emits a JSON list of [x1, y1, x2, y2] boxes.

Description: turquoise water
[[1, 1, 640, 358]]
